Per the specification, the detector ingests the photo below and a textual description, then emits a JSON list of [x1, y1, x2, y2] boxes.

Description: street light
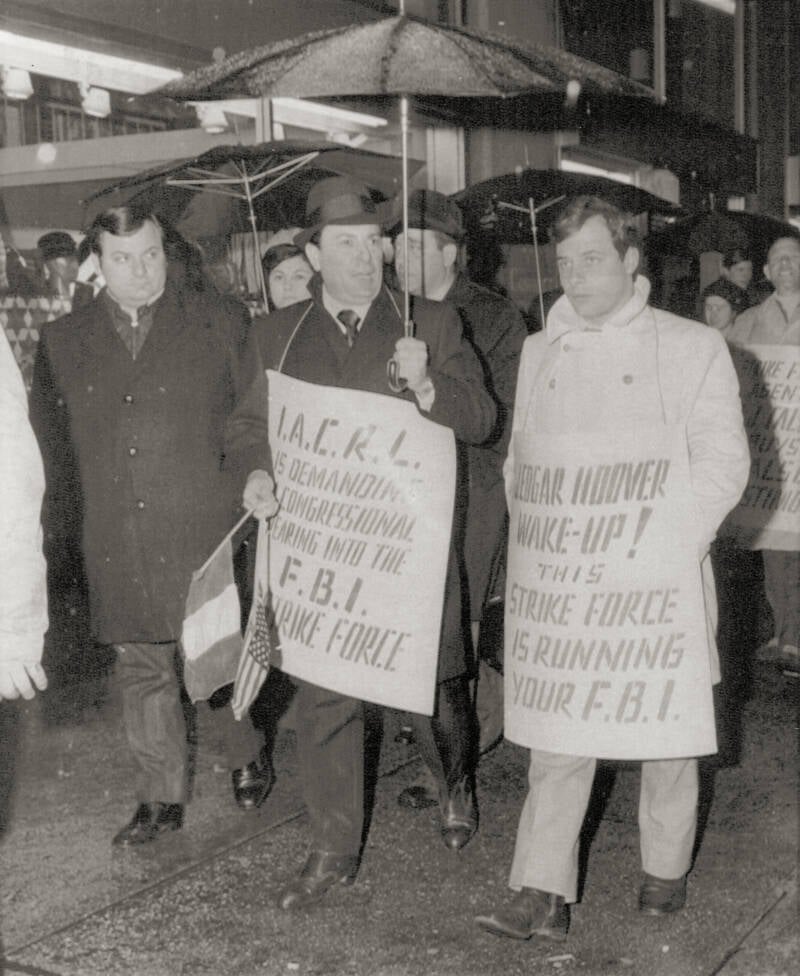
[[80, 84, 111, 119], [1, 67, 34, 100]]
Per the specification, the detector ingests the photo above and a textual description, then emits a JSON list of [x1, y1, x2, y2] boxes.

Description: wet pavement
[[0, 653, 797, 976]]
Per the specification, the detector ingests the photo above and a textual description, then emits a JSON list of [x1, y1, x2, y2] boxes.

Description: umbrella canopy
[[157, 7, 654, 378], [158, 15, 651, 102], [646, 209, 799, 265], [83, 141, 419, 238], [452, 169, 686, 245]]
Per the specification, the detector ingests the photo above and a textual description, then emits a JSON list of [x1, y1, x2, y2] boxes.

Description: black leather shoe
[[232, 755, 275, 810], [638, 873, 687, 915], [277, 851, 359, 911], [112, 802, 184, 847], [441, 778, 478, 852], [475, 888, 569, 941]]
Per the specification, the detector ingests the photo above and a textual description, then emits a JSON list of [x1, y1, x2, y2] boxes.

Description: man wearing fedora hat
[[36, 231, 93, 309], [226, 176, 496, 910], [389, 189, 528, 795]]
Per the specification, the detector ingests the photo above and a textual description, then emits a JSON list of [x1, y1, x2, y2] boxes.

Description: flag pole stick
[[195, 508, 255, 577]]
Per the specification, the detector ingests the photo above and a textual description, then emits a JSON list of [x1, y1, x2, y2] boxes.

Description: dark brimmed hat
[[721, 244, 752, 268], [37, 231, 78, 261], [295, 177, 385, 246], [701, 277, 747, 315], [386, 189, 465, 242]]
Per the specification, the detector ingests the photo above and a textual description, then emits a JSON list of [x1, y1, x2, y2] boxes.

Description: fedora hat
[[295, 177, 385, 246], [37, 231, 78, 262], [385, 189, 465, 243]]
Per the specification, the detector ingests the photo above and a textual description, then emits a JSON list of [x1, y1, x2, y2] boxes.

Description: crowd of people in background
[[1, 181, 797, 944]]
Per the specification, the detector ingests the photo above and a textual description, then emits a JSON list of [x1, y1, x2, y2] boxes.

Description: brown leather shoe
[[232, 755, 275, 810], [277, 851, 359, 911], [475, 888, 569, 941], [638, 873, 687, 915], [441, 778, 478, 852], [112, 802, 183, 847]]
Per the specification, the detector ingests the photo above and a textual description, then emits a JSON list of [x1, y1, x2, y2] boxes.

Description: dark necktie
[[337, 309, 360, 348]]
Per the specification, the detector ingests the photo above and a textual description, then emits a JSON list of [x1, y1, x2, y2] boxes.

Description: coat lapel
[[132, 284, 192, 372], [77, 299, 133, 376], [339, 287, 404, 387]]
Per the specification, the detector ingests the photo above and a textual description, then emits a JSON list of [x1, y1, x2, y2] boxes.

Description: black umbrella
[[84, 141, 419, 305], [452, 169, 686, 245], [452, 169, 685, 323], [158, 4, 653, 388], [645, 209, 799, 267]]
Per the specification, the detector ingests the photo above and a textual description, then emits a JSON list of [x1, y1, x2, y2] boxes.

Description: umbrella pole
[[387, 93, 411, 392], [242, 172, 270, 311], [528, 196, 546, 329], [401, 94, 411, 338]]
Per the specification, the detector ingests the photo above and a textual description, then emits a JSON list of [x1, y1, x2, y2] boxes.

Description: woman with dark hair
[[700, 277, 748, 333], [261, 240, 313, 311], [718, 244, 765, 309]]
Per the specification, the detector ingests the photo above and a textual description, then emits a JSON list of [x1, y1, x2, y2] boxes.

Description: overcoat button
[[548, 378, 556, 389], [123, 394, 134, 404], [129, 447, 137, 456], [136, 500, 145, 510], [623, 374, 634, 384]]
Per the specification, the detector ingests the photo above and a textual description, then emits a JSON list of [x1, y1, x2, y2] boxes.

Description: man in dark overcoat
[[30, 204, 269, 847], [226, 177, 496, 910], [391, 190, 527, 784]]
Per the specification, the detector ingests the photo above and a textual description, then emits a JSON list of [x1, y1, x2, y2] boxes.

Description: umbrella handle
[[386, 306, 414, 392], [387, 357, 408, 393]]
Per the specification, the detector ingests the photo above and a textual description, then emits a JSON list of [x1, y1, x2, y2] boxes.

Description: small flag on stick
[[231, 519, 276, 720], [181, 537, 243, 703]]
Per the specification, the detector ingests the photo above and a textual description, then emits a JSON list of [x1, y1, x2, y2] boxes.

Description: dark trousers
[[763, 550, 800, 649], [116, 642, 187, 804], [115, 642, 262, 804], [295, 674, 475, 856]]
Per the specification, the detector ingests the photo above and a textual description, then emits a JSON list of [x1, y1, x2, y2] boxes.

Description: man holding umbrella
[[388, 189, 527, 793], [226, 176, 495, 910]]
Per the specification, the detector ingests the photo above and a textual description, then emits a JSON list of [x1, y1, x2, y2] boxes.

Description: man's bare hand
[[392, 336, 430, 394], [243, 469, 279, 519], [0, 661, 47, 701]]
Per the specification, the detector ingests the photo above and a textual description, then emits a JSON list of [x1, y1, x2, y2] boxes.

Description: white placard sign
[[505, 424, 716, 760], [722, 344, 800, 551], [264, 370, 456, 715]]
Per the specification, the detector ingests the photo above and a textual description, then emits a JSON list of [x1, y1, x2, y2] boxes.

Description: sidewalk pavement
[[0, 660, 797, 976]]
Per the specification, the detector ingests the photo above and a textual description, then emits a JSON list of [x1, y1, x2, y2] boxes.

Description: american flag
[[231, 521, 276, 719]]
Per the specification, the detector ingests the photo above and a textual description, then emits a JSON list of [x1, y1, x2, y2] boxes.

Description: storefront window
[[560, 0, 655, 87], [666, 0, 735, 128], [0, 74, 176, 149], [561, 0, 737, 129]]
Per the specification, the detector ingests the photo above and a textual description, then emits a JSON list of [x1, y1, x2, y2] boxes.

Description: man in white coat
[[0, 329, 48, 701], [475, 196, 749, 941], [726, 235, 800, 671]]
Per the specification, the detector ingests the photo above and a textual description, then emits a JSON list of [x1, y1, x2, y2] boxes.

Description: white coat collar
[[545, 275, 653, 343]]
